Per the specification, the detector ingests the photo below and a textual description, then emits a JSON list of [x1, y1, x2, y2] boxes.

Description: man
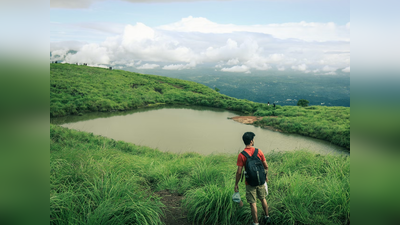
[[235, 132, 270, 225]]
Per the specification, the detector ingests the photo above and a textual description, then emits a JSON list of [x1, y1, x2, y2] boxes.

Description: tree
[[214, 87, 220, 92], [297, 99, 310, 107]]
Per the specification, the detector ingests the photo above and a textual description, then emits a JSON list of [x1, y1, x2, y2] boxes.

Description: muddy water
[[51, 105, 348, 155]]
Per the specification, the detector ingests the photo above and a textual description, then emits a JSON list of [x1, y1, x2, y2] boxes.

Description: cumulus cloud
[[291, 64, 308, 72], [159, 16, 350, 42], [50, 48, 70, 61], [342, 66, 350, 72], [226, 58, 239, 65], [277, 66, 286, 71], [111, 23, 195, 62], [163, 62, 195, 70], [137, 63, 160, 69], [244, 55, 272, 71], [88, 64, 109, 69], [52, 17, 350, 74], [201, 38, 259, 63], [65, 43, 110, 64], [221, 65, 250, 73], [322, 65, 337, 72]]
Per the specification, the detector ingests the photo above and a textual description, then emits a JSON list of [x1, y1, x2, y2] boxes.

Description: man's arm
[[263, 160, 269, 182], [234, 166, 243, 192]]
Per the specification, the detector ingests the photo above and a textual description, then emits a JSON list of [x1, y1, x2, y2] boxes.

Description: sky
[[50, 0, 350, 75]]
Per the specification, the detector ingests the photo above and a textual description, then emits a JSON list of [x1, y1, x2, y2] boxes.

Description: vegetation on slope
[[150, 69, 350, 107], [50, 64, 257, 117], [51, 63, 350, 149], [253, 105, 350, 149], [50, 125, 350, 225]]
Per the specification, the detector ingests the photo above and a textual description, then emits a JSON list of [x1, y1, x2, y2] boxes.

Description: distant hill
[[126, 68, 350, 107]]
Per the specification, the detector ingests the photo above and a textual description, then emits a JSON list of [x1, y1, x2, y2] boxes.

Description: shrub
[[297, 99, 310, 107]]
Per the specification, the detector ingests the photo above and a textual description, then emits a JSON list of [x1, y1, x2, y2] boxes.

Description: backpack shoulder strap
[[241, 150, 251, 159], [253, 148, 259, 158], [240, 151, 249, 183]]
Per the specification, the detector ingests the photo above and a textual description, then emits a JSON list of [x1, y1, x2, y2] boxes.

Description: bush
[[297, 99, 310, 107], [254, 110, 273, 116]]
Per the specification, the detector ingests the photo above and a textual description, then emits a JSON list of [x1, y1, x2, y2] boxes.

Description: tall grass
[[51, 125, 349, 224], [183, 180, 252, 225], [254, 106, 350, 149]]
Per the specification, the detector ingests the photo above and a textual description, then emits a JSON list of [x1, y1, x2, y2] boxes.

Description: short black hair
[[242, 132, 255, 145]]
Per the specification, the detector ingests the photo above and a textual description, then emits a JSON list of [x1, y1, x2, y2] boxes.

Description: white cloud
[[325, 71, 337, 75], [159, 16, 350, 42], [162, 62, 195, 70], [267, 53, 285, 62], [221, 65, 250, 73], [112, 23, 195, 62], [50, 48, 69, 61], [88, 64, 109, 69], [244, 55, 271, 70], [226, 58, 239, 65], [291, 64, 308, 71], [346, 22, 350, 29], [322, 65, 337, 72], [137, 63, 160, 69], [110, 59, 136, 67], [342, 66, 350, 72], [201, 38, 259, 63], [65, 43, 110, 64], [52, 17, 350, 74]]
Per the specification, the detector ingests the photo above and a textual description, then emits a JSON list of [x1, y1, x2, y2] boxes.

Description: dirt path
[[156, 190, 191, 225]]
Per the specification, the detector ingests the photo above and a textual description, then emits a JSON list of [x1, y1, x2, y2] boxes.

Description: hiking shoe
[[261, 216, 271, 224]]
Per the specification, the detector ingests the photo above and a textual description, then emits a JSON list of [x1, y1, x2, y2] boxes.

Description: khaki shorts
[[246, 184, 266, 204]]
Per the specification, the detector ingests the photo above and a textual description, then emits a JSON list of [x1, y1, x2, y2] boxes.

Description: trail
[[156, 190, 191, 225]]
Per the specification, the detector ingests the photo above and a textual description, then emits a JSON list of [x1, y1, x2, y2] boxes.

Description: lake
[[51, 105, 348, 155]]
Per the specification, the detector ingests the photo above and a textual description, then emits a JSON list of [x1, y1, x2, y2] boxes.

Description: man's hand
[[266, 176, 269, 183], [234, 184, 239, 192]]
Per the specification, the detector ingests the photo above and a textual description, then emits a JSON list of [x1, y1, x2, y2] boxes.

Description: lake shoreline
[[229, 116, 283, 132]]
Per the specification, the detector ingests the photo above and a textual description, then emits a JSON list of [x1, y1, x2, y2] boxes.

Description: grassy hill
[[50, 64, 350, 149], [50, 64, 350, 224], [50, 64, 253, 117], [50, 124, 350, 225]]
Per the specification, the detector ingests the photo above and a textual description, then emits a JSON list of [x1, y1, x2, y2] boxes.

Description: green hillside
[[50, 124, 350, 225], [50, 64, 350, 224], [50, 63, 349, 149], [50, 64, 255, 117]]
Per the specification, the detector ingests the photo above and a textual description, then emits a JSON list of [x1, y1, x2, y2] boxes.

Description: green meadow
[[253, 106, 350, 149], [50, 125, 350, 225], [50, 64, 350, 224]]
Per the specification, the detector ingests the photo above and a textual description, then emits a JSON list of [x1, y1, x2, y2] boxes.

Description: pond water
[[51, 105, 348, 156]]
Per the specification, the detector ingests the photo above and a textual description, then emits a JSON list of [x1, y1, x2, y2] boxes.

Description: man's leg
[[261, 198, 269, 217], [250, 203, 258, 223]]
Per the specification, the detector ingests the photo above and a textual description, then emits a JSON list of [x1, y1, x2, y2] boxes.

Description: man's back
[[236, 147, 266, 185]]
